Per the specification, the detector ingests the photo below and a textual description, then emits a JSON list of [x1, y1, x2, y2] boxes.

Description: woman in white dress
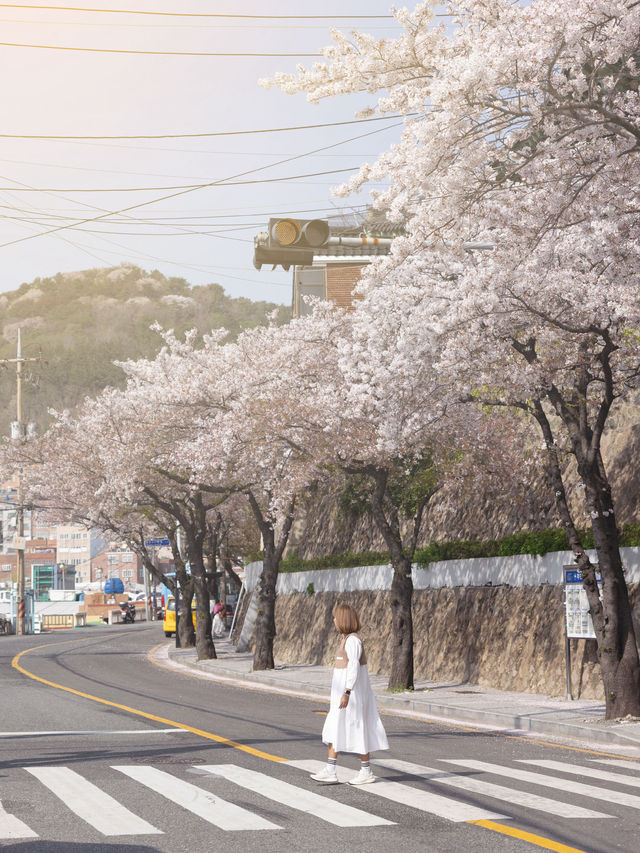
[[311, 603, 388, 785]]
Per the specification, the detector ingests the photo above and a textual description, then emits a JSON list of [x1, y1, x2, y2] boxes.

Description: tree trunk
[[184, 512, 216, 661], [368, 468, 416, 690], [252, 530, 277, 671], [388, 557, 414, 690], [532, 397, 640, 719], [193, 566, 216, 661], [177, 585, 196, 648], [246, 491, 295, 671], [581, 462, 640, 719]]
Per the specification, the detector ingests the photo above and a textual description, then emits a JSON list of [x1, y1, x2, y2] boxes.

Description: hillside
[[0, 264, 289, 435]]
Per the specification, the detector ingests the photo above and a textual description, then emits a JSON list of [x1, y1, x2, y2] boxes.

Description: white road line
[[0, 729, 187, 738], [200, 764, 393, 828], [593, 759, 640, 773], [25, 767, 162, 837], [113, 765, 280, 831], [288, 759, 507, 823], [372, 757, 610, 819], [443, 759, 640, 811], [520, 759, 640, 790], [0, 801, 38, 840]]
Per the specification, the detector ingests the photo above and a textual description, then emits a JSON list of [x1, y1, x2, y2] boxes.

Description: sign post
[[563, 566, 602, 701]]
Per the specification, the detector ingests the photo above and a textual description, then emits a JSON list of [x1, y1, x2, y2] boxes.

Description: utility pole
[[1, 330, 41, 635]]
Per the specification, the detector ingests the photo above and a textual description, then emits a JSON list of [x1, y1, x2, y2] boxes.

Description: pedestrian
[[212, 601, 225, 638], [311, 602, 388, 785]]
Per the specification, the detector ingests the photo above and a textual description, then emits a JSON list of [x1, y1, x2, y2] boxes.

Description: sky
[[0, 1, 410, 306]]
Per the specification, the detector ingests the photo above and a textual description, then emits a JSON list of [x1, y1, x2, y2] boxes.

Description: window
[[121, 553, 133, 563], [1, 564, 11, 572], [122, 569, 133, 578], [107, 554, 119, 565]]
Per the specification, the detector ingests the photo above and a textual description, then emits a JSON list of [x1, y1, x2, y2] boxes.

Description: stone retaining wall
[[265, 584, 640, 700]]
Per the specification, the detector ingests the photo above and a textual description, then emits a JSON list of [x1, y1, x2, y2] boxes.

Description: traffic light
[[253, 218, 330, 270]]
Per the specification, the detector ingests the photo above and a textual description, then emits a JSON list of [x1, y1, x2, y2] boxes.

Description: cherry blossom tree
[[268, 0, 640, 716], [167, 319, 337, 671]]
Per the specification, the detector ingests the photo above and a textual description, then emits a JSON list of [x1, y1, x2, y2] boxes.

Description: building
[[0, 538, 57, 586], [55, 523, 109, 584], [292, 224, 394, 317], [92, 545, 144, 589]]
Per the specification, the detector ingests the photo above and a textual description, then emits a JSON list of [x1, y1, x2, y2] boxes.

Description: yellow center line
[[12, 639, 286, 763], [469, 820, 588, 853]]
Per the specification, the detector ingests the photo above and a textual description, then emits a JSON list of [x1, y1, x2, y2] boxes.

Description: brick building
[[0, 538, 56, 585], [92, 545, 144, 589], [290, 218, 394, 317]]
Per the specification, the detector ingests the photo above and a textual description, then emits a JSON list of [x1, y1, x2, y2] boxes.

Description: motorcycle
[[119, 601, 136, 624]]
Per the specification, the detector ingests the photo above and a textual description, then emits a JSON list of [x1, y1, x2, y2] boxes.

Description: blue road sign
[[145, 538, 171, 547]]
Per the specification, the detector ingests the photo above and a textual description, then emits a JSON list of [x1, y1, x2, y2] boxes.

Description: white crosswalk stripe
[[200, 764, 394, 827], [112, 765, 280, 830], [593, 758, 640, 773], [520, 759, 640, 789], [287, 759, 507, 822], [8, 756, 640, 839], [25, 767, 162, 836], [442, 759, 640, 811], [371, 757, 611, 819], [0, 800, 38, 840]]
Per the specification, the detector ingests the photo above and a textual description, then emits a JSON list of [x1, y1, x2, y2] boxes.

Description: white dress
[[322, 634, 389, 755]]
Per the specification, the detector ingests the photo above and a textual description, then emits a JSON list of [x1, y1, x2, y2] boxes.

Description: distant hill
[[0, 264, 289, 434]]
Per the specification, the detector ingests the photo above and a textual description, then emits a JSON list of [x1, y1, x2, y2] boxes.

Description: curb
[[165, 647, 640, 753]]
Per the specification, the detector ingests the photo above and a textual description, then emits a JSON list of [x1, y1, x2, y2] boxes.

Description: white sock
[[327, 757, 337, 773]]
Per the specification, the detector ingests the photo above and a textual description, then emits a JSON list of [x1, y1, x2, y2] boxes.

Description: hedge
[[245, 523, 640, 573]]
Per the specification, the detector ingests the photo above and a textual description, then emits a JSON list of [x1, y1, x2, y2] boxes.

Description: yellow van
[[163, 597, 197, 638]]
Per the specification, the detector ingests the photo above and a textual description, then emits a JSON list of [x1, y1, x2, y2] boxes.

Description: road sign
[[564, 567, 602, 639], [12, 536, 26, 550], [145, 538, 170, 547]]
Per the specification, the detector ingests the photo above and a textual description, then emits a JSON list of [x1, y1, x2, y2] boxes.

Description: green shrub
[[246, 524, 640, 574], [279, 549, 390, 573]]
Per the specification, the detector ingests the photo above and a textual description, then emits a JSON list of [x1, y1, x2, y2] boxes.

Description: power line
[[0, 113, 413, 141], [0, 17, 398, 30], [0, 166, 361, 193], [0, 40, 321, 55], [0, 122, 397, 200], [0, 5, 395, 19], [0, 122, 391, 249]]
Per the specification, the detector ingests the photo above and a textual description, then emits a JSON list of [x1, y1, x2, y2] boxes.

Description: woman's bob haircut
[[332, 603, 361, 635]]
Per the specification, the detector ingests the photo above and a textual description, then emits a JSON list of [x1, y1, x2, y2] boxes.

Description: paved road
[[1, 624, 639, 852]]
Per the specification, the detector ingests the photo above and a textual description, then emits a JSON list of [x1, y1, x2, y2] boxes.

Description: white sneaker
[[347, 769, 375, 786], [310, 766, 339, 783]]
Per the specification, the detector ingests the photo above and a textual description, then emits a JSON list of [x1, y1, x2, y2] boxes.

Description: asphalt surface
[[1, 623, 639, 853]]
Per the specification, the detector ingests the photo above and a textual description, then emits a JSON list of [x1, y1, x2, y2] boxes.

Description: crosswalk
[[2, 755, 639, 839]]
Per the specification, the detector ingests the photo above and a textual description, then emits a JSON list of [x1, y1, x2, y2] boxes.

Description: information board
[[564, 568, 602, 639]]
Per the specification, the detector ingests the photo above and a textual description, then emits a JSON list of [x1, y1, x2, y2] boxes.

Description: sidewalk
[[162, 636, 640, 756]]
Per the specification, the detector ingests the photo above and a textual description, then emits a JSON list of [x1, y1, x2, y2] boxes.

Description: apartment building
[[92, 545, 144, 589], [55, 523, 109, 584]]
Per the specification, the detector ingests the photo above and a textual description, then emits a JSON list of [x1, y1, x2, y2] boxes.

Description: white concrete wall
[[244, 546, 640, 595]]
